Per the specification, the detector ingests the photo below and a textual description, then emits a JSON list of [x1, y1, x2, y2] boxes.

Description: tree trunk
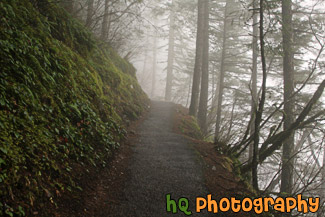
[[214, 1, 229, 142], [280, 0, 295, 197], [165, 0, 175, 101], [140, 38, 149, 87], [307, 136, 320, 168], [226, 96, 237, 141], [186, 74, 192, 108], [241, 79, 325, 173], [61, 0, 74, 14], [101, 0, 110, 40], [248, 0, 258, 179], [151, 23, 158, 98], [320, 144, 325, 207], [189, 0, 205, 115], [86, 0, 94, 28], [251, 0, 268, 190], [197, 0, 210, 133]]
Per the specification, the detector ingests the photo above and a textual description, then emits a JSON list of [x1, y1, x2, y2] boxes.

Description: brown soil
[[40, 106, 149, 217], [173, 104, 258, 217], [41, 102, 266, 217]]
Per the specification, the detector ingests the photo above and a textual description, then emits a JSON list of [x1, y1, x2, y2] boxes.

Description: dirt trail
[[108, 101, 212, 217]]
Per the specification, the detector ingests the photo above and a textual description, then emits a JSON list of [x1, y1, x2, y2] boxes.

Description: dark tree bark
[[189, 0, 205, 115], [280, 0, 295, 197], [241, 79, 325, 172], [214, 1, 229, 141], [321, 145, 325, 204], [226, 96, 237, 141], [251, 0, 268, 190], [86, 0, 94, 28], [165, 0, 175, 101], [197, 0, 210, 133], [260, 81, 325, 161], [186, 75, 193, 108], [101, 0, 110, 40], [151, 24, 158, 98], [61, 0, 74, 14], [140, 37, 149, 87], [248, 0, 258, 168]]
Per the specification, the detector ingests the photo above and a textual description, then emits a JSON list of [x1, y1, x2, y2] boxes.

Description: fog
[[3, 0, 325, 215], [129, 1, 325, 212], [66, 0, 325, 214]]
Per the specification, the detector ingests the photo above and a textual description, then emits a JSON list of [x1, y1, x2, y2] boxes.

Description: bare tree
[[61, 0, 74, 13], [250, 0, 268, 190], [215, 0, 230, 141], [151, 21, 158, 98], [165, 0, 175, 101], [248, 0, 258, 170], [280, 0, 295, 197], [189, 0, 204, 116], [101, 0, 110, 40], [86, 0, 94, 28], [197, 0, 210, 133], [242, 79, 325, 171]]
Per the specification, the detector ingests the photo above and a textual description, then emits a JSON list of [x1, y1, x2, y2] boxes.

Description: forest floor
[[49, 101, 253, 217]]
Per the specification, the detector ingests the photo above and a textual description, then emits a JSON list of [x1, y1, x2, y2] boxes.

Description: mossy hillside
[[0, 0, 148, 216], [173, 105, 203, 140]]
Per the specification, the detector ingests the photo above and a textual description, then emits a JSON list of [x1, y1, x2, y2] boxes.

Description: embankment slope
[[0, 1, 148, 215]]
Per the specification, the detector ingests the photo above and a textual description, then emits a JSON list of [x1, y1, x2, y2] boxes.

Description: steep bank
[[173, 105, 259, 217], [0, 0, 148, 215]]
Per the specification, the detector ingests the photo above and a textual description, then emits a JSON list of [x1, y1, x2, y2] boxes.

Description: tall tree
[[61, 0, 74, 13], [214, 1, 229, 141], [140, 36, 149, 88], [322, 147, 325, 206], [151, 21, 158, 98], [101, 0, 110, 40], [189, 0, 205, 116], [280, 0, 295, 196], [197, 0, 210, 133], [86, 0, 94, 28], [165, 0, 175, 101], [248, 0, 258, 172], [251, 0, 268, 190]]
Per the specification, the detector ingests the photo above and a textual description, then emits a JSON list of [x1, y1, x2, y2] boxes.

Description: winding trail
[[109, 101, 212, 216]]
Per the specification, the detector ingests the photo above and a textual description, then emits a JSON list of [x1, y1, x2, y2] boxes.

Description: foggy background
[[62, 0, 325, 215]]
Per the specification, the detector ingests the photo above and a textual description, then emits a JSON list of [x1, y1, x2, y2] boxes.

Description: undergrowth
[[0, 0, 148, 216], [173, 105, 204, 140]]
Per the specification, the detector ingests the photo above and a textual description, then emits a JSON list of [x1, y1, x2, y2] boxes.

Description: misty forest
[[1, 0, 325, 216]]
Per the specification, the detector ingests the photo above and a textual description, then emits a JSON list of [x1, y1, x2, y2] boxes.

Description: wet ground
[[108, 101, 212, 217]]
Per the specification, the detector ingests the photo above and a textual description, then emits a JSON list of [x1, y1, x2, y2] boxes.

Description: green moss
[[179, 115, 204, 140], [0, 0, 148, 215]]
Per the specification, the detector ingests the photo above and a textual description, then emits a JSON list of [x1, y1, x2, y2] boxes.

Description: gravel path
[[109, 101, 212, 217]]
